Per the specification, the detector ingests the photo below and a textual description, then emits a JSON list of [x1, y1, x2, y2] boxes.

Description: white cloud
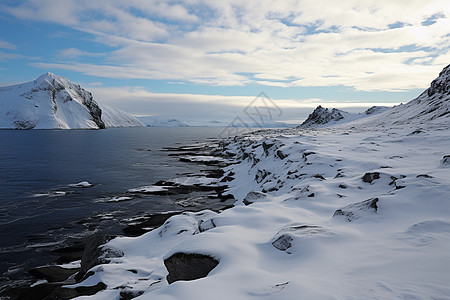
[[0, 39, 17, 50], [6, 0, 450, 91], [88, 85, 402, 123]]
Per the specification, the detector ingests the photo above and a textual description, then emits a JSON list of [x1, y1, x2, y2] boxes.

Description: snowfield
[[58, 65, 450, 299]]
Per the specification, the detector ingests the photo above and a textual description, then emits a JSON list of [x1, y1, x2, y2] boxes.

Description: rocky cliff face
[[427, 64, 450, 97]]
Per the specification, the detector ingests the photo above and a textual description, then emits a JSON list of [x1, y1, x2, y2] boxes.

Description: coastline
[[0, 138, 237, 299]]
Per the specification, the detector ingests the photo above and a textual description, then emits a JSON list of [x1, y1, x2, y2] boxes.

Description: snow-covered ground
[[57, 65, 450, 299], [0, 73, 142, 129]]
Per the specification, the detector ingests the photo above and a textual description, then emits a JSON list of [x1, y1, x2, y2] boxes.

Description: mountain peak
[[299, 105, 345, 127], [427, 63, 450, 97]]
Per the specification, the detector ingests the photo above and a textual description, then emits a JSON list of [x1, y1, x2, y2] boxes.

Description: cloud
[[88, 85, 402, 123], [5, 0, 450, 91], [58, 48, 105, 58], [0, 39, 17, 50]]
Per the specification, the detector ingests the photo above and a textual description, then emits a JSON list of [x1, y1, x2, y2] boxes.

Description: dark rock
[[52, 243, 85, 264], [333, 198, 379, 222], [416, 174, 433, 178], [362, 172, 380, 184], [123, 212, 181, 237], [262, 141, 274, 156], [0, 282, 106, 300], [276, 150, 286, 159], [307, 193, 315, 197], [312, 174, 326, 180], [29, 266, 78, 283], [76, 234, 120, 281], [338, 184, 347, 189], [197, 218, 216, 233], [120, 289, 145, 300], [302, 151, 316, 160], [272, 234, 293, 251], [164, 253, 219, 284], [442, 155, 450, 166]]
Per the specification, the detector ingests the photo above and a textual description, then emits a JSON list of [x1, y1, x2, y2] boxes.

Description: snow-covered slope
[[100, 104, 143, 128], [299, 105, 390, 128], [138, 116, 189, 127], [341, 64, 450, 129], [0, 73, 142, 129]]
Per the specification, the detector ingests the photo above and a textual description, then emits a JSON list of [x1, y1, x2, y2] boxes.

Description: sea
[[0, 127, 249, 290]]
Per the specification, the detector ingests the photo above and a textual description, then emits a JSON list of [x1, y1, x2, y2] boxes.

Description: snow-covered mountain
[[0, 73, 143, 129], [299, 105, 390, 128], [100, 104, 143, 128], [137, 116, 189, 127]]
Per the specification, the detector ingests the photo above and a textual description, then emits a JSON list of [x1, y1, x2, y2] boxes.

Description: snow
[[0, 73, 143, 129], [64, 65, 450, 299], [68, 181, 94, 188], [100, 104, 143, 128], [127, 185, 170, 193]]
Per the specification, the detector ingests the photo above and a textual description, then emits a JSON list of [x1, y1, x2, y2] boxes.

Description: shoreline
[[0, 139, 237, 299]]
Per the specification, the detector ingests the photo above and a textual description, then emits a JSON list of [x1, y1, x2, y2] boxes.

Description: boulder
[[164, 253, 219, 284], [362, 172, 380, 184]]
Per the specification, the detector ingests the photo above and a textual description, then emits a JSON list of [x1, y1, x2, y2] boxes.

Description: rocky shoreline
[[0, 140, 236, 300]]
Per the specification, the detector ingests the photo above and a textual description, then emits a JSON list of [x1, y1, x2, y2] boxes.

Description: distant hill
[[137, 116, 189, 127]]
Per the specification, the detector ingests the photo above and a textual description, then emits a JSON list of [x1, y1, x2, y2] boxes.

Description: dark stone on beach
[[76, 233, 117, 281], [29, 266, 78, 283], [52, 243, 85, 264], [0, 281, 106, 300], [45, 282, 107, 300], [362, 172, 380, 184], [164, 252, 219, 284]]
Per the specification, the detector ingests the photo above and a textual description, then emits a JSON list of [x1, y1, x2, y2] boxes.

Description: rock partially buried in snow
[[242, 190, 272, 206], [441, 155, 450, 166], [362, 172, 380, 184], [164, 252, 219, 284], [333, 198, 379, 222]]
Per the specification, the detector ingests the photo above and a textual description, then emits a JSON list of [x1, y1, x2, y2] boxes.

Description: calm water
[[0, 127, 245, 288]]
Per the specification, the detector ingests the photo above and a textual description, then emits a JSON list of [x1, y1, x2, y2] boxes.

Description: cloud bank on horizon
[[1, 0, 450, 122]]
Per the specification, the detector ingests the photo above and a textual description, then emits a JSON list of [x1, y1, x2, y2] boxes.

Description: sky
[[1, 0, 450, 125]]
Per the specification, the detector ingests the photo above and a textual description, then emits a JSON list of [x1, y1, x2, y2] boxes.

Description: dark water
[[0, 127, 243, 289]]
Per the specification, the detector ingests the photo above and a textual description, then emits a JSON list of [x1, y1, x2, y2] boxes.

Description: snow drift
[[0, 73, 142, 129]]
